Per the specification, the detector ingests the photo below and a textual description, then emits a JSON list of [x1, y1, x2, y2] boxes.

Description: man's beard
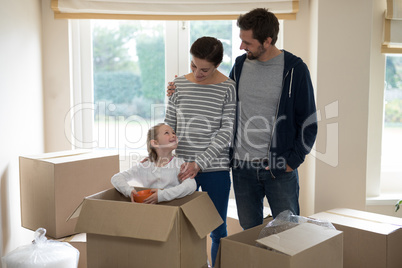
[[246, 45, 266, 60]]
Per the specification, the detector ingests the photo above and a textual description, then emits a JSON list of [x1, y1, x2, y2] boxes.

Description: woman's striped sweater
[[165, 75, 237, 172]]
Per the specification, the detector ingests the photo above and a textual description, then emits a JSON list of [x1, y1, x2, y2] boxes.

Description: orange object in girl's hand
[[133, 190, 153, 203]]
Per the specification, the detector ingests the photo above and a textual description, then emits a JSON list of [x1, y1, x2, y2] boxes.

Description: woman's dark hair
[[190, 36, 223, 67], [237, 8, 279, 46]]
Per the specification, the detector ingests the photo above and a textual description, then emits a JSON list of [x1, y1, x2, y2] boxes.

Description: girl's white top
[[111, 156, 197, 203]]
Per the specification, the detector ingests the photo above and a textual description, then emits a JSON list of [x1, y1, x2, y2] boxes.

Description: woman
[[165, 36, 236, 267]]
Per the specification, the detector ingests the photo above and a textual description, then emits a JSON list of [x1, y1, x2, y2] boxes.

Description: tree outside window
[[90, 20, 239, 155]]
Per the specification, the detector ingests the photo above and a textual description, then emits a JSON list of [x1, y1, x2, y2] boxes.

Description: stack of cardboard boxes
[[214, 208, 402, 268], [19, 150, 223, 268], [19, 150, 402, 268], [310, 208, 402, 268], [19, 150, 120, 268]]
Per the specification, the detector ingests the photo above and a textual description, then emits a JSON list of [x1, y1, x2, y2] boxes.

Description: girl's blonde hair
[[146, 123, 165, 162]]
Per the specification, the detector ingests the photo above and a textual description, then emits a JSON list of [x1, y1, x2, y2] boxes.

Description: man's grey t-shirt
[[234, 52, 284, 161]]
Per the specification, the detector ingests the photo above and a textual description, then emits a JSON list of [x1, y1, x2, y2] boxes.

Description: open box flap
[[256, 223, 342, 256], [312, 208, 402, 235], [180, 193, 223, 238], [67, 188, 125, 221], [71, 188, 179, 242], [21, 149, 118, 164], [67, 200, 84, 221], [328, 208, 402, 226], [21, 149, 91, 160]]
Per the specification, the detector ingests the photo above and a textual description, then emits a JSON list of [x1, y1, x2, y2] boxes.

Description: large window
[[87, 20, 244, 162], [381, 55, 402, 194]]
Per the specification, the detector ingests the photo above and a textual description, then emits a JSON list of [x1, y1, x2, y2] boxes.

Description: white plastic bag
[[2, 228, 79, 268], [256, 210, 336, 250]]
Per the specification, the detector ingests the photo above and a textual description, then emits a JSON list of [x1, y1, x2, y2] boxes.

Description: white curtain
[[51, 0, 299, 20], [383, 0, 402, 53]]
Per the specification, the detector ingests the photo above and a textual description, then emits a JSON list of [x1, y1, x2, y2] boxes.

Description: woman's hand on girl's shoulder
[[140, 157, 149, 163], [178, 162, 200, 181], [166, 75, 177, 97]]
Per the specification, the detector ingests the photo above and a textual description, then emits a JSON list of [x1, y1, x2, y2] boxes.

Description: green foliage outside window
[[386, 56, 402, 89], [92, 21, 165, 119], [94, 71, 142, 104], [136, 35, 165, 103], [92, 20, 236, 119], [385, 56, 402, 125], [190, 21, 233, 76], [384, 99, 402, 124]]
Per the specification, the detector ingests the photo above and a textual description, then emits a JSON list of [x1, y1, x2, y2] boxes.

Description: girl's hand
[[130, 189, 138, 203], [143, 189, 158, 204], [178, 162, 200, 181]]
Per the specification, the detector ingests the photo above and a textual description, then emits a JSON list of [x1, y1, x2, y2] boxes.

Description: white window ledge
[[366, 194, 402, 206]]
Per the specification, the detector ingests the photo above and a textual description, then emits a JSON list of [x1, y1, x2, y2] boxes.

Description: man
[[229, 8, 317, 230]]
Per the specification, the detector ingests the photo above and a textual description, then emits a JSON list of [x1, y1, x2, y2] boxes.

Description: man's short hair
[[237, 8, 280, 45]]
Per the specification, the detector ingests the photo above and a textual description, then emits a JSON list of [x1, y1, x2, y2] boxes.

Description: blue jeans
[[195, 171, 230, 267], [232, 160, 300, 230]]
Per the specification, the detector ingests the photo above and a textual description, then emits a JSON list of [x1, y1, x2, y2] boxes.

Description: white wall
[[314, 0, 371, 211], [42, 0, 72, 153], [0, 0, 45, 263], [312, 0, 385, 213]]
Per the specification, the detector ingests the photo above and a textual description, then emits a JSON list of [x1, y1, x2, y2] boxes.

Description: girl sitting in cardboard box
[[111, 123, 196, 204]]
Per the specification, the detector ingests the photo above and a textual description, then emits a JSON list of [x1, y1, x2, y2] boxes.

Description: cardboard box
[[57, 233, 87, 268], [70, 188, 223, 268], [207, 214, 272, 265], [19, 150, 119, 238], [215, 222, 343, 268], [310, 208, 402, 268]]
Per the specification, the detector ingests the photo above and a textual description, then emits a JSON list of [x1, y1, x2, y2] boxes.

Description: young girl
[[111, 123, 196, 204]]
